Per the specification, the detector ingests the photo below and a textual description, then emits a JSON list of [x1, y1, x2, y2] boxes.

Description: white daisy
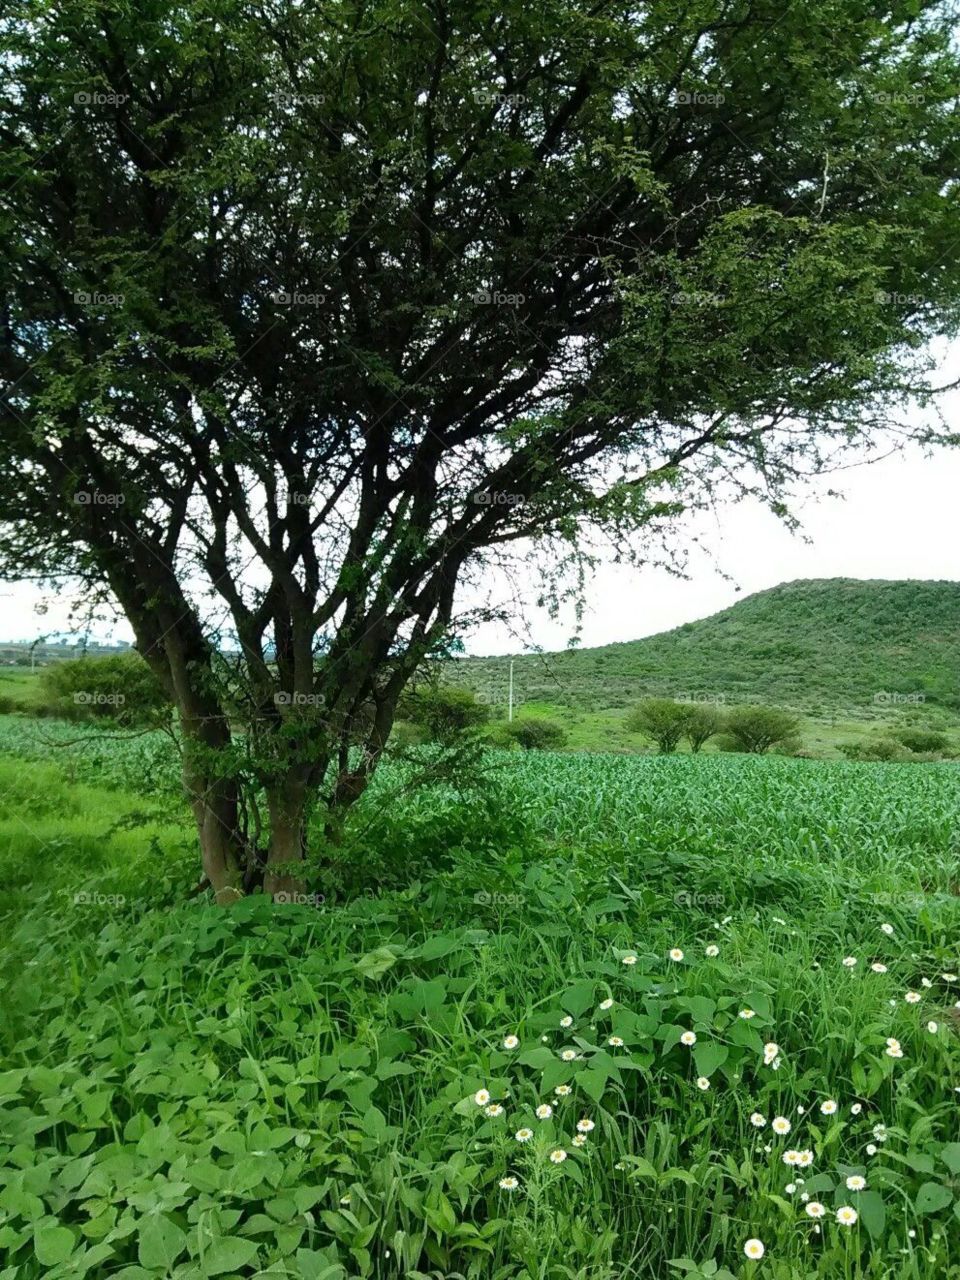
[[554, 1084, 572, 1097], [842, 956, 858, 967], [548, 1148, 567, 1164], [836, 1206, 858, 1226], [871, 963, 888, 973], [881, 923, 894, 936], [743, 1239, 765, 1260], [696, 1076, 710, 1090], [846, 1175, 866, 1191], [576, 1118, 595, 1133], [474, 1089, 491, 1106], [750, 1112, 766, 1128], [621, 954, 638, 966], [571, 1134, 587, 1147], [608, 1036, 624, 1047], [705, 944, 720, 957], [738, 1008, 756, 1020], [485, 1103, 504, 1117], [680, 1031, 697, 1046], [515, 1127, 533, 1142], [535, 1104, 553, 1119], [560, 1015, 573, 1028], [805, 1201, 826, 1218], [927, 1020, 939, 1033], [560, 1049, 577, 1062], [772, 1116, 792, 1135], [599, 998, 614, 1010], [498, 1175, 518, 1190], [905, 991, 921, 1003], [503, 1035, 519, 1050], [820, 1099, 838, 1115], [669, 948, 684, 962]]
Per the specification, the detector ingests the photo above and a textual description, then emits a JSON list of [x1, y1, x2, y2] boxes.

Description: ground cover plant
[[1, 719, 959, 1279]]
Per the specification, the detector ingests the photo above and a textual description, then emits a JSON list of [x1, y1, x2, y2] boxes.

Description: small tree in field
[[398, 685, 490, 744], [504, 718, 567, 751], [627, 699, 688, 754], [2, 1, 960, 899], [683, 705, 724, 753], [724, 706, 801, 754]]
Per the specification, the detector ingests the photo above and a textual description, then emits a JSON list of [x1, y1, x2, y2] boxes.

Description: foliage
[[39, 653, 170, 727], [894, 728, 949, 755], [2, 725, 960, 1277], [503, 718, 569, 751], [682, 705, 724, 753], [626, 698, 689, 753], [398, 685, 490, 743], [4, 1, 960, 892], [447, 579, 960, 713], [723, 706, 802, 754]]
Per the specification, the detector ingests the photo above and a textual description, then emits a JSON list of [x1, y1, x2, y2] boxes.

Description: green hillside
[[447, 579, 960, 716]]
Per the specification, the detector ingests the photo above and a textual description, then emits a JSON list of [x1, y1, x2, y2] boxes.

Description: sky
[[4, 349, 958, 655]]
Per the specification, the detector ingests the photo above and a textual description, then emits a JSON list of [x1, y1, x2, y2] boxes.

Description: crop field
[[1, 716, 959, 1279]]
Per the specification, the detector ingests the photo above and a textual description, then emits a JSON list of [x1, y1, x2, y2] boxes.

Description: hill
[[446, 579, 960, 716]]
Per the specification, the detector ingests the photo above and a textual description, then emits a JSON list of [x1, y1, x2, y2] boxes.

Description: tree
[[2, 0, 960, 900], [504, 718, 567, 751], [398, 684, 490, 743], [724, 706, 801, 754], [683, 704, 724, 753], [40, 653, 169, 727], [626, 699, 688, 753]]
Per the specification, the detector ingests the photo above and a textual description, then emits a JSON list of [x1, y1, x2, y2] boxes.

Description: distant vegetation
[[446, 579, 960, 715]]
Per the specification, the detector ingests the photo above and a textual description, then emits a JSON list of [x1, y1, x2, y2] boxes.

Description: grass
[[0, 718, 959, 1278]]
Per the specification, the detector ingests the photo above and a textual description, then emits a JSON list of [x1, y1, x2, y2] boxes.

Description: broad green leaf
[[34, 1224, 75, 1267], [138, 1214, 187, 1270]]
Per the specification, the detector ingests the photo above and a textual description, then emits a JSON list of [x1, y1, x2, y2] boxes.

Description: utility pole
[[508, 659, 514, 722]]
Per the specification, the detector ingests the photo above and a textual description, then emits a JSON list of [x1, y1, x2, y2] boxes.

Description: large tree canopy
[[1, 0, 959, 899]]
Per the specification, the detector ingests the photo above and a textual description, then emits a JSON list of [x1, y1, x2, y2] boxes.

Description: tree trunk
[[190, 779, 245, 904], [264, 779, 308, 900]]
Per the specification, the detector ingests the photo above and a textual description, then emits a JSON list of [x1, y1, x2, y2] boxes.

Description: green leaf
[[138, 1214, 187, 1270], [856, 1190, 886, 1239], [560, 981, 595, 1017], [34, 1224, 76, 1267], [201, 1236, 260, 1275], [693, 1043, 728, 1078], [940, 1143, 960, 1175], [915, 1182, 953, 1214], [355, 947, 400, 979]]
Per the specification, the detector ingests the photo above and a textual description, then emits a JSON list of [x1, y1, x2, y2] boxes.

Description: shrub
[[625, 698, 688, 753], [503, 718, 567, 750], [39, 653, 169, 726], [682, 704, 724, 753], [397, 685, 490, 742], [894, 727, 949, 755], [724, 705, 801, 754]]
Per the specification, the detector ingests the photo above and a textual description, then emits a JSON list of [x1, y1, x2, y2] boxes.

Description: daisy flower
[[927, 1020, 939, 1033], [560, 1015, 573, 1028], [836, 1206, 858, 1226], [576, 1118, 595, 1133], [866, 1143, 877, 1155], [560, 1049, 577, 1062], [548, 1149, 567, 1164], [805, 1201, 826, 1218], [680, 1031, 697, 1046], [608, 1036, 624, 1047], [763, 1042, 779, 1064], [850, 1102, 862, 1114], [743, 1239, 765, 1260], [921, 977, 933, 989], [905, 991, 921, 1004], [474, 1089, 491, 1106], [842, 956, 858, 967], [696, 1076, 710, 1090], [872, 1124, 887, 1141], [554, 1084, 572, 1097], [783, 1149, 800, 1166], [503, 1035, 519, 1050], [498, 1175, 519, 1190], [515, 1128, 533, 1142], [599, 998, 614, 1010], [797, 1150, 813, 1168], [572, 1134, 587, 1147], [705, 945, 720, 957], [669, 948, 684, 962], [738, 1008, 756, 1020], [942, 972, 957, 982], [750, 1113, 766, 1128], [772, 1116, 792, 1135], [846, 1175, 866, 1191], [881, 923, 894, 936], [485, 1103, 504, 1117], [820, 1099, 838, 1115], [871, 962, 888, 973], [886, 1044, 904, 1058], [621, 954, 638, 966], [535, 1103, 553, 1119], [886, 1037, 900, 1049], [785, 1182, 797, 1194]]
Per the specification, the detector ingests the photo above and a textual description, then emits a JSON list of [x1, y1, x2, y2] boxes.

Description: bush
[[39, 653, 169, 726], [724, 705, 801, 754], [682, 704, 724, 753], [894, 727, 949, 755], [397, 685, 490, 743], [503, 718, 567, 750], [625, 698, 688, 753]]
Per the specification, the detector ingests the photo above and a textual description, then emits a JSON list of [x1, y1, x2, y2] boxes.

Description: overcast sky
[[4, 349, 957, 654]]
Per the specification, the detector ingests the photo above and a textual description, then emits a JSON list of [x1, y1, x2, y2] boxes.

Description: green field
[[1, 715, 959, 1279]]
